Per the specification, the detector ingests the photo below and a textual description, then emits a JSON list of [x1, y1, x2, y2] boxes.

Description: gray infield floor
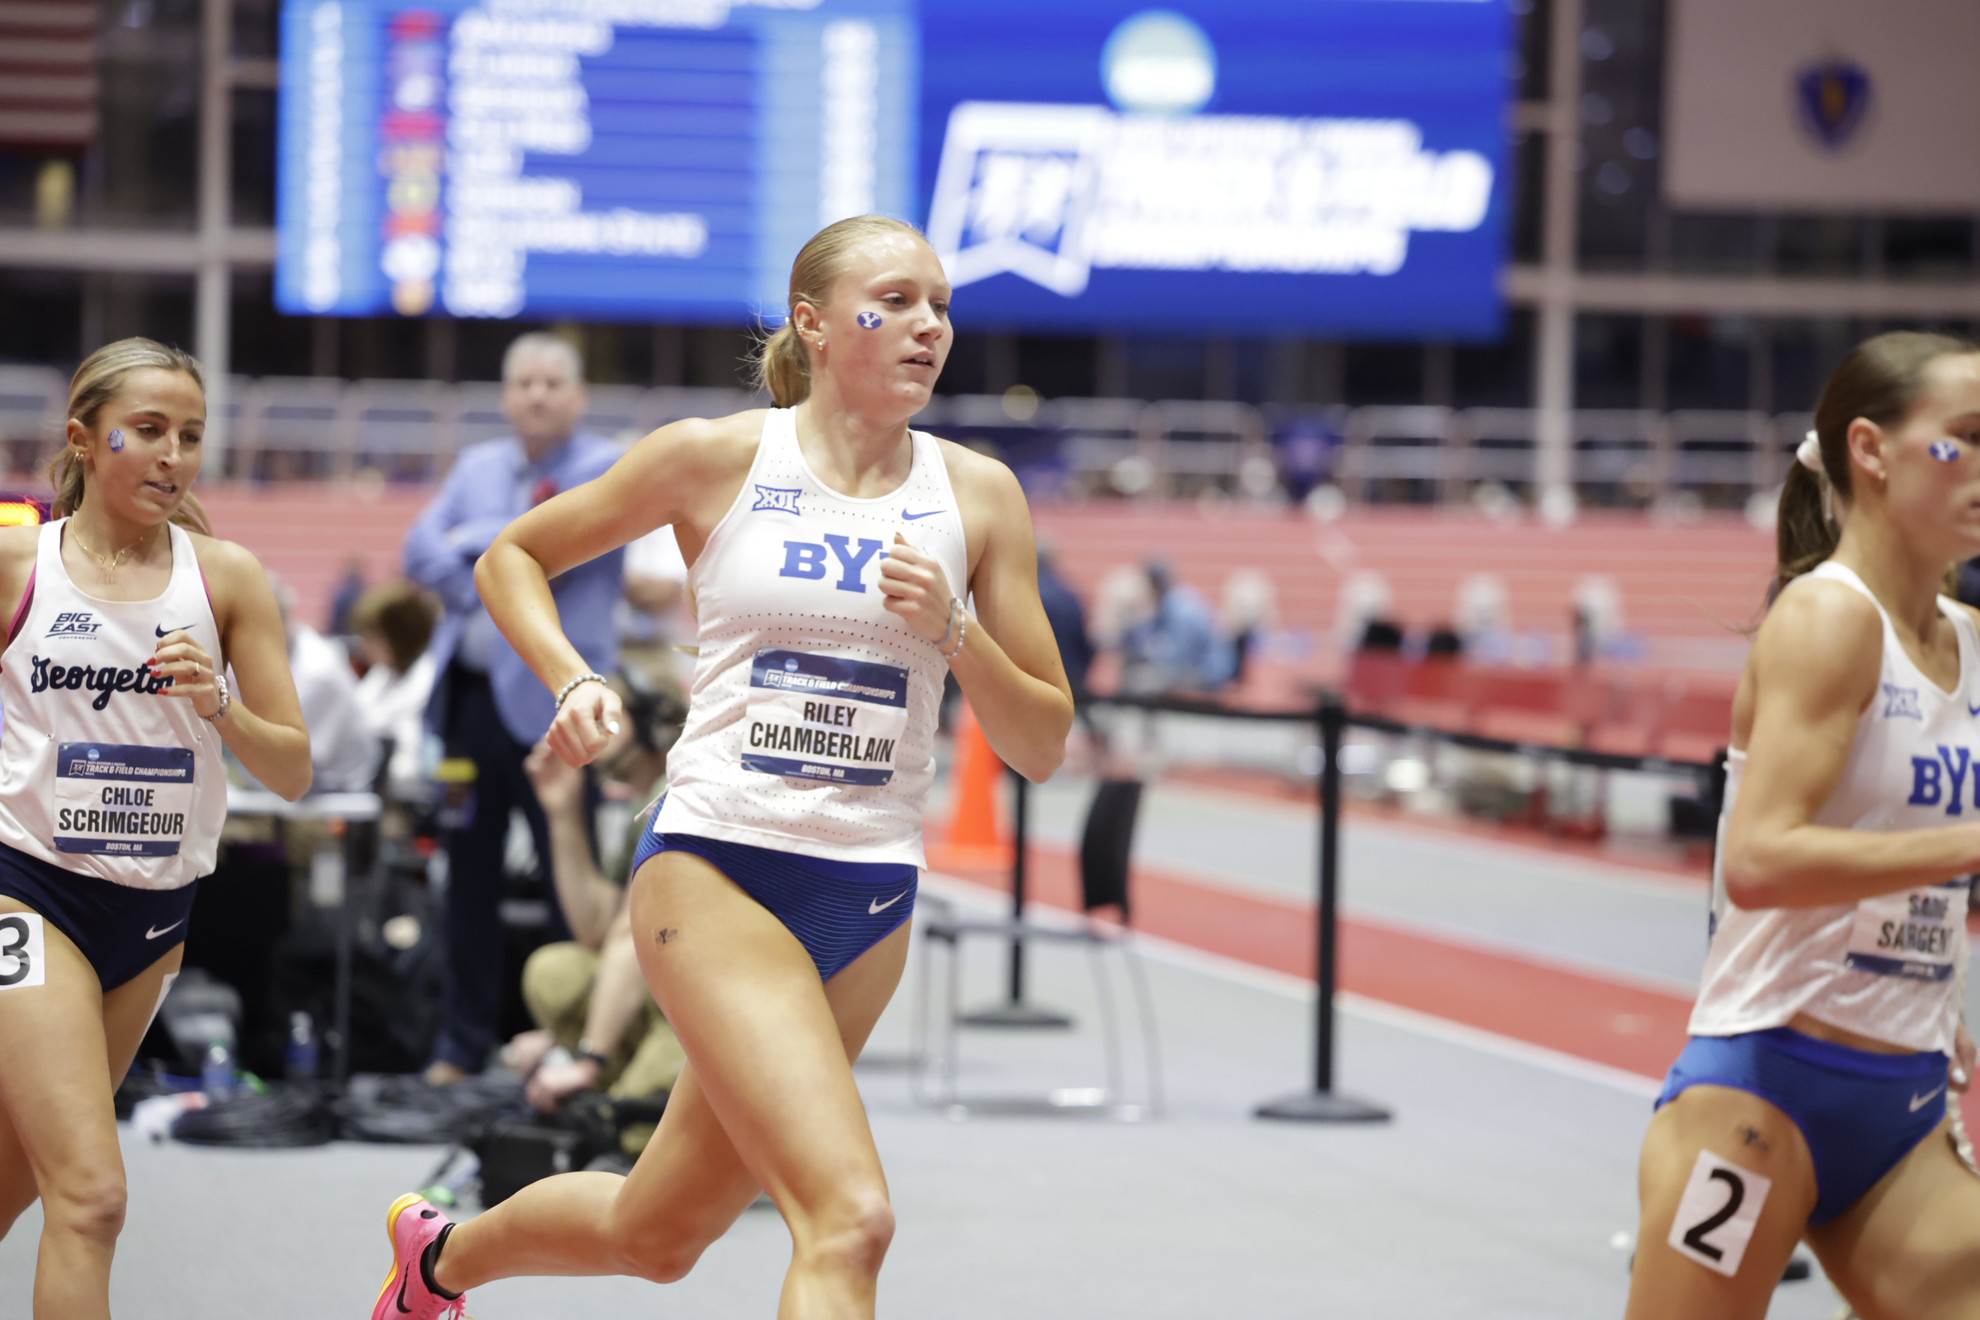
[[0, 865, 1853, 1318]]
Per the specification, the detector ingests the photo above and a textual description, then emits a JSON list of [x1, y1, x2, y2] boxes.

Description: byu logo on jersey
[[1908, 744, 1980, 815], [46, 611, 100, 640], [1884, 684, 1924, 720], [752, 485, 804, 516], [779, 536, 886, 594]]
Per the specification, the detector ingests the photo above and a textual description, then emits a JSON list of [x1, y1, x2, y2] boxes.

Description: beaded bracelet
[[933, 597, 961, 652], [202, 678, 230, 723], [939, 607, 968, 660], [555, 671, 610, 711]]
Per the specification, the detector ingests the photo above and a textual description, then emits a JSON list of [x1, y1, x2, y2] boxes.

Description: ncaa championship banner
[[1664, 0, 1980, 211]]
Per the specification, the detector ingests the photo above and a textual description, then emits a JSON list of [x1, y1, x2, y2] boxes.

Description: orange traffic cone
[[932, 699, 1011, 870]]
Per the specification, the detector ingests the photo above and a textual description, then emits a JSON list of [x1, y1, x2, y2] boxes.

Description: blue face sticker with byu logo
[[1931, 441, 1960, 463], [856, 312, 882, 329], [107, 429, 125, 452]]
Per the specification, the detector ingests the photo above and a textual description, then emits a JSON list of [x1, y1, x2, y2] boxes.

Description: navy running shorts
[[1656, 1026, 1949, 1225], [632, 826, 916, 982], [0, 839, 196, 991]]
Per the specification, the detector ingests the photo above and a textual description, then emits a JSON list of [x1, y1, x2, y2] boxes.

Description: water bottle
[[200, 1040, 235, 1099], [285, 1012, 319, 1082]]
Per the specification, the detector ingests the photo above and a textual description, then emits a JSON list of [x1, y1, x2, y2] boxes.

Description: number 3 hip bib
[[1845, 881, 1969, 982], [52, 742, 195, 857], [742, 650, 909, 787]]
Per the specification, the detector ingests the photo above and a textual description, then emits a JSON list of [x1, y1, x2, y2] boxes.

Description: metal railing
[[0, 364, 1809, 508]]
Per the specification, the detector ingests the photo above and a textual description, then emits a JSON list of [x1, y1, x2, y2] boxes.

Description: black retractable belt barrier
[[1076, 689, 1719, 1127]]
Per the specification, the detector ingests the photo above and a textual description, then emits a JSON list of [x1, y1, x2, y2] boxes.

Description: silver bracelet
[[939, 608, 968, 660], [933, 597, 961, 652], [555, 671, 609, 711]]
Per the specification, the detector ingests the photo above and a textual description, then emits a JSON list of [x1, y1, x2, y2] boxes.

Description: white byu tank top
[[654, 408, 970, 866], [1691, 561, 1974, 1055], [0, 520, 228, 890]]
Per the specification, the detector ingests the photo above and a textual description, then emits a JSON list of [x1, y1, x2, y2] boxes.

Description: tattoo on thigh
[[1736, 1124, 1771, 1155], [653, 928, 679, 946]]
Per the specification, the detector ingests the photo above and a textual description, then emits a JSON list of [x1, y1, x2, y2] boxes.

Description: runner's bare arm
[[191, 539, 311, 800], [1724, 579, 1980, 907], [900, 445, 1071, 783], [477, 414, 756, 764]]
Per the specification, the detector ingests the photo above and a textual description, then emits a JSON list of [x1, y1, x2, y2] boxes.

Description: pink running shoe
[[371, 1192, 468, 1320]]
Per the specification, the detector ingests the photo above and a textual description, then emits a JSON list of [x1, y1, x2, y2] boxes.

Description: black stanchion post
[[1256, 693, 1391, 1123], [960, 767, 1074, 1029]]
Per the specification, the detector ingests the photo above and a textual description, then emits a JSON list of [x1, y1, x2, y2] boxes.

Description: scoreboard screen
[[275, 0, 917, 321], [919, 0, 1512, 336]]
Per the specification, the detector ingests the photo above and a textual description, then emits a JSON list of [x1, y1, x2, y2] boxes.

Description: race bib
[[52, 742, 194, 857], [742, 649, 908, 786], [1844, 881, 1968, 982]]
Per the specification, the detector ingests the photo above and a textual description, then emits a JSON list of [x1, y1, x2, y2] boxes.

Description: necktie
[[530, 476, 558, 507]]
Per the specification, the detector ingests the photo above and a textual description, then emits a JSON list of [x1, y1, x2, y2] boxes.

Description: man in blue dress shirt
[[404, 333, 626, 1081]]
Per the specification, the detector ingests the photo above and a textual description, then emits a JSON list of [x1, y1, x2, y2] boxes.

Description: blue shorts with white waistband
[[1656, 1027, 1949, 1225], [0, 840, 196, 991], [631, 825, 916, 982]]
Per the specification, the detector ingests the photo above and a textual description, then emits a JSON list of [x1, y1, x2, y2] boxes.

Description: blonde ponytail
[[53, 337, 213, 536], [753, 214, 929, 407]]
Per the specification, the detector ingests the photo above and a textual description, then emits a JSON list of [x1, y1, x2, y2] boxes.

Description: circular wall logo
[[1101, 11, 1216, 116]]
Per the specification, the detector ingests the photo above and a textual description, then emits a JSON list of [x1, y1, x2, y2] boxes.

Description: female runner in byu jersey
[[1628, 331, 1980, 1319], [0, 338, 310, 1319], [372, 216, 1074, 1320]]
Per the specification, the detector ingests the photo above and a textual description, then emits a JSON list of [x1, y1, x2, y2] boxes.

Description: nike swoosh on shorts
[[145, 919, 184, 940], [1911, 1085, 1948, 1112], [869, 890, 909, 914]]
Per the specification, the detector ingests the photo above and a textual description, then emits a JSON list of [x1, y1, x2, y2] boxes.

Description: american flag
[[0, 0, 99, 149]]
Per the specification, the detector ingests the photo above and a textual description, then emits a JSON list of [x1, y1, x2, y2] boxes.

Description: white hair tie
[[1796, 429, 1836, 524]]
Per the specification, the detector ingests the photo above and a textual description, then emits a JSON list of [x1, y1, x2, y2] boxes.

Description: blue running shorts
[[631, 826, 916, 982], [0, 839, 196, 990], [1656, 1026, 1949, 1225]]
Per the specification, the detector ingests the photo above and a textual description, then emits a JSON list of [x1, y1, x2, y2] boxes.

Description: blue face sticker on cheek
[[107, 429, 125, 452], [1931, 440, 1960, 463], [856, 312, 883, 329]]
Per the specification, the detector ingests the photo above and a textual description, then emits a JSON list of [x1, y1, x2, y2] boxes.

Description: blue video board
[[275, 0, 917, 321], [919, 1, 1512, 337]]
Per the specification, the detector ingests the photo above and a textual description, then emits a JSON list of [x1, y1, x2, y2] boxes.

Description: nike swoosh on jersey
[[901, 509, 943, 521], [1910, 1084, 1948, 1112], [155, 623, 197, 638], [145, 918, 184, 940], [1968, 702, 1980, 717], [869, 890, 910, 914]]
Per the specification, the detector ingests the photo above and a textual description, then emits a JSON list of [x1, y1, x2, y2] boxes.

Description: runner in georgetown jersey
[[368, 216, 1073, 1320], [1627, 333, 1980, 1320], [0, 340, 310, 1320]]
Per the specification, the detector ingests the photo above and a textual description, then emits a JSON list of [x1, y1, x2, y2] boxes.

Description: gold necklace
[[69, 523, 157, 576]]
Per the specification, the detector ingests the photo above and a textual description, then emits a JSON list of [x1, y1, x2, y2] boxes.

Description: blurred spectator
[[270, 577, 374, 794], [619, 522, 694, 693], [1120, 559, 1236, 694], [328, 556, 367, 636], [506, 669, 687, 1119], [1571, 574, 1625, 666], [1334, 569, 1394, 660], [350, 581, 440, 800], [1221, 568, 1278, 682], [403, 332, 627, 1083], [1274, 415, 1342, 503], [1035, 540, 1093, 698], [1455, 571, 1512, 664]]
